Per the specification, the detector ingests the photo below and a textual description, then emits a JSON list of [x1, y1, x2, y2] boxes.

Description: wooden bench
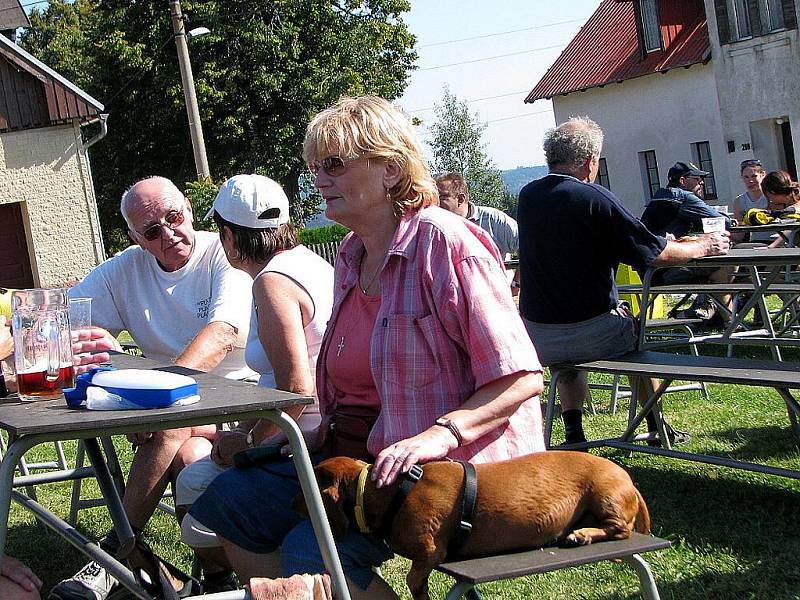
[[546, 351, 800, 480], [576, 318, 708, 414], [437, 533, 670, 600]]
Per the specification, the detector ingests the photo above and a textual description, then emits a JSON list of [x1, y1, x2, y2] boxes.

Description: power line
[[418, 43, 565, 72], [485, 109, 552, 125], [0, 0, 47, 15], [419, 18, 586, 48], [415, 108, 552, 130], [409, 90, 531, 114]]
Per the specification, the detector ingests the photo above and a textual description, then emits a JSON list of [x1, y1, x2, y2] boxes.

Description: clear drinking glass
[[11, 288, 75, 401]]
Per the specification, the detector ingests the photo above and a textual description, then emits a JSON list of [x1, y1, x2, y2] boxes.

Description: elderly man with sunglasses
[[54, 176, 253, 600]]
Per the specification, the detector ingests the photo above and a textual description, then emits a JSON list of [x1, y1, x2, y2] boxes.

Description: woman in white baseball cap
[[176, 174, 335, 589]]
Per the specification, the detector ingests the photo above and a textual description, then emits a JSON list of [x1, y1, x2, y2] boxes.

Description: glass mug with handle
[[11, 288, 75, 401]]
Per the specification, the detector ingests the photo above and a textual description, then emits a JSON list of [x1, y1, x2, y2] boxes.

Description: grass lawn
[[5, 344, 800, 599]]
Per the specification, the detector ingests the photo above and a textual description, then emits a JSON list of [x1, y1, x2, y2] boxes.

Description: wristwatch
[[245, 430, 256, 448], [434, 417, 463, 447]]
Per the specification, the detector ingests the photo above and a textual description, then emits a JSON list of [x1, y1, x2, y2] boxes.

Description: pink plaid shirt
[[317, 206, 545, 463]]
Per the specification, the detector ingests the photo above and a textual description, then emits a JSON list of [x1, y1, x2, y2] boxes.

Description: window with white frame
[[639, 150, 660, 199], [640, 0, 662, 51], [597, 158, 611, 190], [692, 141, 718, 200]]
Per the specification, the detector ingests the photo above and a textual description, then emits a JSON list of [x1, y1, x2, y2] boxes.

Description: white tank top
[[244, 245, 334, 390]]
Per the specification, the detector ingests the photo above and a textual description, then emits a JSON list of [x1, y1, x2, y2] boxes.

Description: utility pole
[[169, 0, 210, 181]]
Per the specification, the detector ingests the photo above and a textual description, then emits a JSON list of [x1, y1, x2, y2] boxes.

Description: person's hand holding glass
[[68, 296, 121, 374]]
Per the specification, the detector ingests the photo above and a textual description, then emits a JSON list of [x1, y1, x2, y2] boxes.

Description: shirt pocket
[[382, 313, 443, 390]]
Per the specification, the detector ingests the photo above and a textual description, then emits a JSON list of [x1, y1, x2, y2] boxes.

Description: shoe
[[49, 561, 117, 600], [202, 569, 239, 594], [675, 302, 716, 322], [646, 424, 691, 448]]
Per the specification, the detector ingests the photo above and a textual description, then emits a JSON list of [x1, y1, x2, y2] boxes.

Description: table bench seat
[[564, 351, 800, 388], [437, 533, 670, 600], [545, 351, 800, 481], [618, 283, 800, 294]]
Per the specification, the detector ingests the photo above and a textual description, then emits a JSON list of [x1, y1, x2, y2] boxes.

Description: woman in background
[[733, 159, 767, 224], [761, 170, 800, 248]]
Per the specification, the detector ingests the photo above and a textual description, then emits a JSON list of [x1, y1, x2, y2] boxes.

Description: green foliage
[[298, 223, 349, 245], [21, 0, 415, 254], [184, 178, 219, 230], [428, 87, 512, 213]]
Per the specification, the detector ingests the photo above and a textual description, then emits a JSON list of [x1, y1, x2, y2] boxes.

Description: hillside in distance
[[501, 165, 548, 196]]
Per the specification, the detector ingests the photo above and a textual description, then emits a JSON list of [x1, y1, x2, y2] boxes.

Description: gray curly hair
[[543, 116, 604, 173]]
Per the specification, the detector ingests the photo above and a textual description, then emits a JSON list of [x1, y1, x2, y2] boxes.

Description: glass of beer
[[11, 288, 75, 401]]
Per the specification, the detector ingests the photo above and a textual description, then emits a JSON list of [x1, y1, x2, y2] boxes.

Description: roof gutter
[[82, 113, 109, 151]]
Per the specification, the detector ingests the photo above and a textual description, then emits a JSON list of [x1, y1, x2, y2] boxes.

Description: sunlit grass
[[6, 335, 800, 598]]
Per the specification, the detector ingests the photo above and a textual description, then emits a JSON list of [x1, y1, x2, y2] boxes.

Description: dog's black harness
[[448, 461, 478, 558], [367, 461, 478, 558]]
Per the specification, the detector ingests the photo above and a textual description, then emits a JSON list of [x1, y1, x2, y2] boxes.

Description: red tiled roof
[[526, 0, 710, 102]]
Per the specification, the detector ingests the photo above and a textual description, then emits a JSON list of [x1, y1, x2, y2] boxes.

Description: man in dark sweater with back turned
[[517, 117, 730, 444]]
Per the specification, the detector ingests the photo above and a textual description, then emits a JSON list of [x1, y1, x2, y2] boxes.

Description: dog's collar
[[354, 464, 372, 534], [352, 463, 424, 537]]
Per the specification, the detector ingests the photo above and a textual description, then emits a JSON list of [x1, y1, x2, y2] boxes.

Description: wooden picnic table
[[0, 352, 352, 600], [732, 220, 800, 246], [636, 247, 800, 359]]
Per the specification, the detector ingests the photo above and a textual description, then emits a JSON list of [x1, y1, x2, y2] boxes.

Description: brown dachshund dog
[[298, 452, 650, 600]]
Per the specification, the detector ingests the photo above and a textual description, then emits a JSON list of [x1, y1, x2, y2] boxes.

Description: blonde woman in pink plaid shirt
[[188, 96, 544, 599]]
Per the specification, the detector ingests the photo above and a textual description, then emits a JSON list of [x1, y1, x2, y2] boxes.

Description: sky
[[399, 1, 601, 170]]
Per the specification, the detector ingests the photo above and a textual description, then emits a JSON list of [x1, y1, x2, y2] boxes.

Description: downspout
[[80, 114, 110, 262], [82, 113, 109, 151]]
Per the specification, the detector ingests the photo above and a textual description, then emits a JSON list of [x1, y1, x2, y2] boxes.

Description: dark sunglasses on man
[[740, 159, 762, 169], [139, 207, 186, 241]]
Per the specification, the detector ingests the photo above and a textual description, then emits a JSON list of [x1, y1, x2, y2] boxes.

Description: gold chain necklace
[[360, 255, 385, 294]]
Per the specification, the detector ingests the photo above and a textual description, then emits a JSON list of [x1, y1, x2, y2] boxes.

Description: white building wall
[[551, 63, 730, 216], [703, 0, 800, 184], [0, 122, 105, 287]]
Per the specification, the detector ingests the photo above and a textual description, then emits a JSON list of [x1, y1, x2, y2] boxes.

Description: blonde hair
[[303, 96, 438, 218]]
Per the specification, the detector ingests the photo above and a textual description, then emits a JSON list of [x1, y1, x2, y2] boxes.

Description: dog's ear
[[321, 483, 350, 538]]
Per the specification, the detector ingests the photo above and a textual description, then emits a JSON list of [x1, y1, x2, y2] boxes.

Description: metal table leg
[[623, 553, 662, 600], [268, 410, 352, 600], [0, 433, 37, 569], [81, 437, 137, 558]]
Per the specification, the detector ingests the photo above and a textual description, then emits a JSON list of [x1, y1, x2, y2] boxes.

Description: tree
[[21, 0, 415, 252], [428, 88, 514, 213]]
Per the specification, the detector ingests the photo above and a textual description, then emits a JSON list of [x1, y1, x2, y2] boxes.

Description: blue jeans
[[189, 452, 393, 590]]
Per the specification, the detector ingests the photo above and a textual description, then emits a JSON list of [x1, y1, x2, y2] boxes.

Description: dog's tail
[[633, 487, 651, 534]]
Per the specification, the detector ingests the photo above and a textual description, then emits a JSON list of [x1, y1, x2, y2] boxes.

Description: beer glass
[[11, 288, 75, 401]]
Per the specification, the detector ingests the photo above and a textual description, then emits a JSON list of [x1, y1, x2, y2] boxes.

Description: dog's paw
[[564, 531, 593, 546]]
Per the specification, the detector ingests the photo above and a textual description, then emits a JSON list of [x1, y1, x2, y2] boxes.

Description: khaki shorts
[[523, 308, 637, 367]]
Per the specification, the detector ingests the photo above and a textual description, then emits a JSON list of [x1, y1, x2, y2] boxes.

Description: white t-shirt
[[70, 231, 254, 379], [244, 245, 334, 389]]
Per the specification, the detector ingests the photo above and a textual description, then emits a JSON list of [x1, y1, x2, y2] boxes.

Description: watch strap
[[435, 417, 463, 447]]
